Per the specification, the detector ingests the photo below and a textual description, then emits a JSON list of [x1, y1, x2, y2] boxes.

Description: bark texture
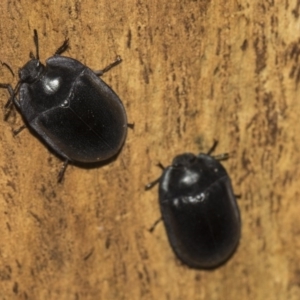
[[0, 1, 299, 299]]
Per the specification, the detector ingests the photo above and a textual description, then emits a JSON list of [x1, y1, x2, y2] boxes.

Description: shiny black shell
[[159, 152, 240, 269], [18, 56, 127, 163]]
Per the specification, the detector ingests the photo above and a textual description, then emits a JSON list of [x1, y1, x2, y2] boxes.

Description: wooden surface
[[0, 0, 300, 299]]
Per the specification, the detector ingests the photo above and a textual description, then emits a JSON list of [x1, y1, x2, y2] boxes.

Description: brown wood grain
[[0, 0, 300, 299]]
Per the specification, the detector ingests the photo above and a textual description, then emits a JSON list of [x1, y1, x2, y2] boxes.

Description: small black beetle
[[0, 30, 127, 181], [146, 141, 241, 269]]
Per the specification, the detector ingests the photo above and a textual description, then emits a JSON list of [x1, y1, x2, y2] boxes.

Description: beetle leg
[[55, 38, 70, 56], [0, 83, 14, 100], [13, 125, 27, 136], [156, 162, 165, 170], [145, 176, 161, 190], [206, 140, 229, 161], [0, 82, 21, 108], [0, 83, 18, 119], [148, 217, 163, 233], [58, 159, 69, 183], [145, 162, 165, 190], [94, 55, 122, 76], [1, 61, 14, 77], [0, 62, 20, 116], [127, 123, 135, 129]]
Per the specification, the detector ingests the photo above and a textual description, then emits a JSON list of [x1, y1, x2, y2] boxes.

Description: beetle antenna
[[33, 29, 39, 60], [207, 139, 218, 156]]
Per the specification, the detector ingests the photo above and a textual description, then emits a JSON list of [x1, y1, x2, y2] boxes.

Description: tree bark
[[0, 0, 299, 299]]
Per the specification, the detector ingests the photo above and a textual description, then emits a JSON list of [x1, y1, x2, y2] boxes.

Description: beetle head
[[19, 59, 44, 83], [172, 153, 196, 167]]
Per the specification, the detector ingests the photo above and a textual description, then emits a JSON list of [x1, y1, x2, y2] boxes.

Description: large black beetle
[[146, 141, 241, 269], [0, 30, 128, 181]]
